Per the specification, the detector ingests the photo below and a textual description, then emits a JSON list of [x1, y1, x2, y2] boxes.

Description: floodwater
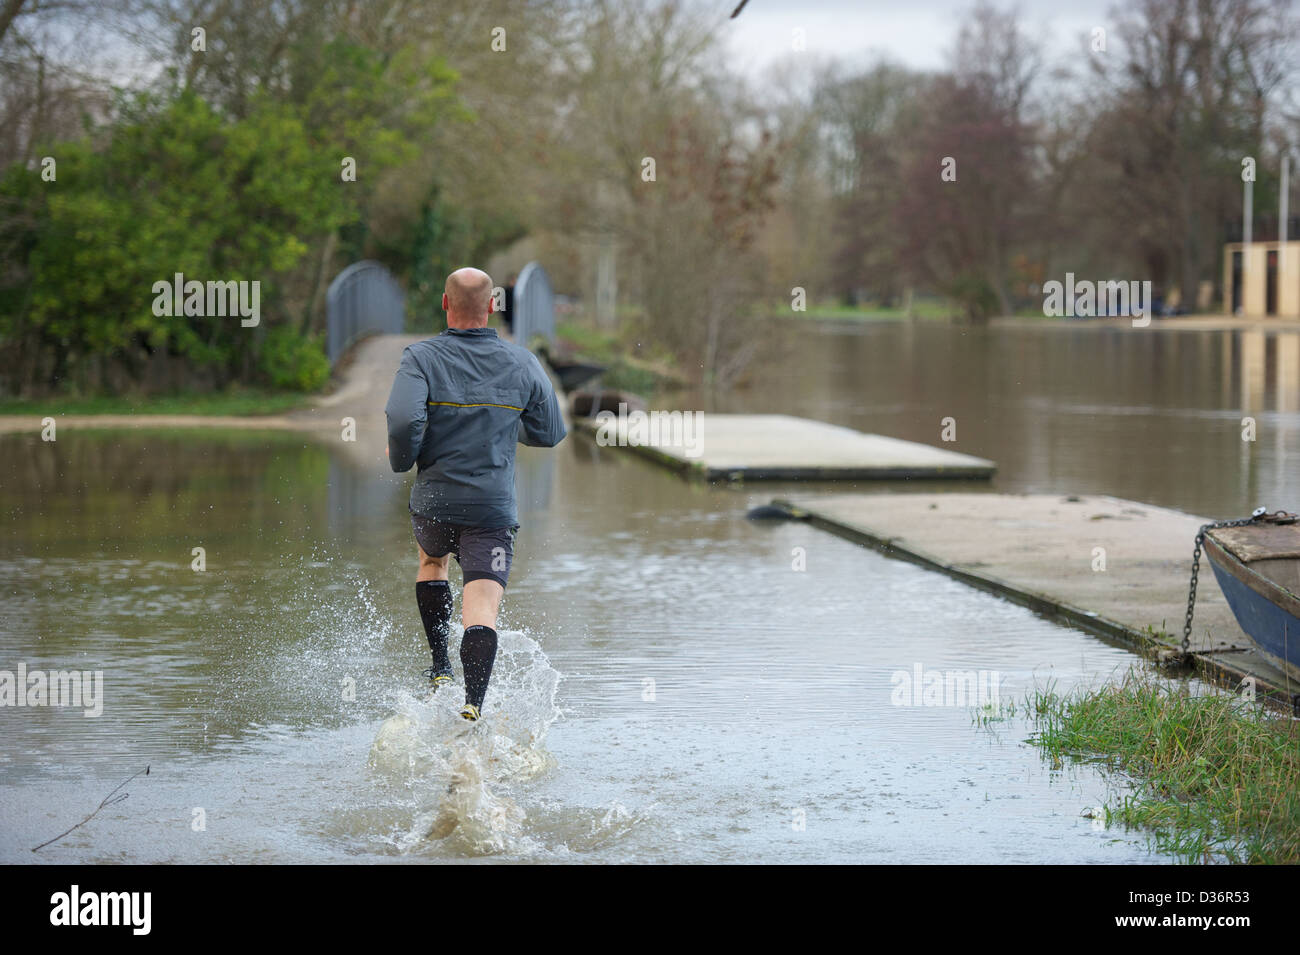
[[676, 321, 1300, 517], [2, 322, 1297, 863]]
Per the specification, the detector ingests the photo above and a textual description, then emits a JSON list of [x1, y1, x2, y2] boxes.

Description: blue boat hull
[[1205, 539, 1300, 680]]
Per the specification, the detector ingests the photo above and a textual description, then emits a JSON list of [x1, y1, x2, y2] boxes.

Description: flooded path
[[0, 430, 1159, 862], [5, 322, 1297, 862]]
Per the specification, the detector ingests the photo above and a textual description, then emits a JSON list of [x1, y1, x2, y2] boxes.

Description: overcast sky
[[66, 1, 1128, 92], [717, 0, 1117, 75]]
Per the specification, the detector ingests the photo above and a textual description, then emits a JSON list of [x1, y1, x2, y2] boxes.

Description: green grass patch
[[0, 389, 310, 417], [1028, 671, 1300, 863], [788, 301, 1058, 321], [555, 320, 621, 364], [555, 320, 684, 394], [791, 300, 959, 321]]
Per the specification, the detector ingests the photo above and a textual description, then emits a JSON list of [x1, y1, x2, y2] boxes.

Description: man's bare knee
[[417, 544, 450, 582], [461, 578, 504, 629]]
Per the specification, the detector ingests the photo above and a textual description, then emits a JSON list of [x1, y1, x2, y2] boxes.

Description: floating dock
[[574, 413, 995, 481], [772, 492, 1299, 710]]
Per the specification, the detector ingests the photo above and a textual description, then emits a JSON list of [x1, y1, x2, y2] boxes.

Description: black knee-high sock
[[416, 580, 454, 671], [460, 625, 498, 709]]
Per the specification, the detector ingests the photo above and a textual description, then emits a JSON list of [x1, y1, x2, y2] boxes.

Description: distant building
[[1223, 241, 1300, 318]]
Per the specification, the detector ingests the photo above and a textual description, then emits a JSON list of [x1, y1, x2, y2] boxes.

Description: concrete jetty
[[573, 413, 995, 481], [772, 491, 1299, 710]]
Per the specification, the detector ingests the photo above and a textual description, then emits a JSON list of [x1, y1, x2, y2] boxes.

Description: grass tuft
[[1027, 670, 1300, 863], [0, 390, 310, 417]]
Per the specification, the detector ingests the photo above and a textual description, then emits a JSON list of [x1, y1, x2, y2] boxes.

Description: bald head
[[443, 268, 494, 328]]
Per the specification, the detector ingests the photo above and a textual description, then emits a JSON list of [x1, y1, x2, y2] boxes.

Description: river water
[[2, 322, 1297, 863]]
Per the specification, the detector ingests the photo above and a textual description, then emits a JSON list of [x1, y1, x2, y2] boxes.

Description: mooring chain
[[1181, 507, 1298, 653]]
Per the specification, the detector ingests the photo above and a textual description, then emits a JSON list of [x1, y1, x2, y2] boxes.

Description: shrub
[[258, 326, 330, 392]]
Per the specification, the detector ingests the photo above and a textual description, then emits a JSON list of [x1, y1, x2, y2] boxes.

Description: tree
[[814, 60, 923, 306], [627, 103, 782, 388], [1083, 0, 1295, 304], [0, 92, 350, 393]]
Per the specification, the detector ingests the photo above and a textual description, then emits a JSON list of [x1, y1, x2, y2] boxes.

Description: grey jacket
[[385, 327, 566, 527]]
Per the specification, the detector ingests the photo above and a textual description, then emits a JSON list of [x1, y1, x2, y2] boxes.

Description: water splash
[[211, 560, 398, 732], [368, 628, 561, 855]]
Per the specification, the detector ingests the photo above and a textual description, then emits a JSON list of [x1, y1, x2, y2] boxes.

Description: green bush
[[0, 34, 466, 397], [258, 326, 330, 392], [945, 273, 1001, 322]]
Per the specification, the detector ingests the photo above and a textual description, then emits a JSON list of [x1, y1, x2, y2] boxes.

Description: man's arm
[[385, 347, 428, 472], [517, 353, 567, 448]]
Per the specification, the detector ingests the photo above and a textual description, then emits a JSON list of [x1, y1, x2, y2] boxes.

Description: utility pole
[[1281, 153, 1290, 273]]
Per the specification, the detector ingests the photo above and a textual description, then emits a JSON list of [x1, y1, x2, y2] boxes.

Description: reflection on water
[[6, 324, 1292, 862]]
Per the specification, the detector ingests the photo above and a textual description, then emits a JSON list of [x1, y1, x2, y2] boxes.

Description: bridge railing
[[512, 261, 556, 348], [326, 260, 406, 365]]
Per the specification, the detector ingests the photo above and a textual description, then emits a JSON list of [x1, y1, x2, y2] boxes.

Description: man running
[[385, 267, 566, 721]]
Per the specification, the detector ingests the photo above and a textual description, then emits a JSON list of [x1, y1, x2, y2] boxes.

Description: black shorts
[[411, 514, 518, 588]]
